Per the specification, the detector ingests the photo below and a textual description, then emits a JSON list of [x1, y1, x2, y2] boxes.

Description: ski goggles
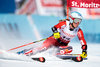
[[70, 16, 82, 23], [73, 18, 82, 23]]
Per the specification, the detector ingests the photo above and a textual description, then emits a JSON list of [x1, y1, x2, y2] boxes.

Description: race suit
[[24, 20, 87, 55]]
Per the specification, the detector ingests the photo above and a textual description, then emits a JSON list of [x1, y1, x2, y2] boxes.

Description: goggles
[[73, 18, 82, 23]]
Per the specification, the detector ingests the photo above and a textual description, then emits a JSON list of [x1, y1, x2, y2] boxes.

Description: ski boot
[[17, 49, 28, 55], [57, 46, 73, 55], [17, 48, 33, 55]]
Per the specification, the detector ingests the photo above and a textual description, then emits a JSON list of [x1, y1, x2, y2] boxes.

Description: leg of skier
[[17, 36, 73, 56], [23, 36, 58, 56], [56, 46, 73, 55]]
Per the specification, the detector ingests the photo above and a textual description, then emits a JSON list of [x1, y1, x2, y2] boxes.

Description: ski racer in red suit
[[17, 11, 87, 58]]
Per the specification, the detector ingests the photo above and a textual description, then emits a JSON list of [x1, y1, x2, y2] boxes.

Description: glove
[[80, 50, 87, 58], [80, 45, 87, 58], [53, 32, 60, 39]]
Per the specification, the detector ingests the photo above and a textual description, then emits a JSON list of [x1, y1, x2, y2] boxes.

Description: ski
[[56, 54, 84, 62], [31, 57, 45, 63]]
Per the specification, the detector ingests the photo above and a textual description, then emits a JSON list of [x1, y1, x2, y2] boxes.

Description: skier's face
[[70, 22, 79, 30], [73, 22, 80, 28]]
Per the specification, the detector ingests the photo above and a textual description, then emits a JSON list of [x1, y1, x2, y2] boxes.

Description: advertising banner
[[67, 0, 100, 8], [35, 0, 64, 16]]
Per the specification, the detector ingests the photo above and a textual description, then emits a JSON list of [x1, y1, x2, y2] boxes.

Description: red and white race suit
[[24, 20, 87, 55], [54, 20, 87, 46]]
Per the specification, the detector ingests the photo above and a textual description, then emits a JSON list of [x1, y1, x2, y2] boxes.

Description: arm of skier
[[51, 21, 66, 39], [77, 28, 87, 58]]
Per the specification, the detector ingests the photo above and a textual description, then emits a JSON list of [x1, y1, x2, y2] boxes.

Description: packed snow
[[0, 42, 100, 67]]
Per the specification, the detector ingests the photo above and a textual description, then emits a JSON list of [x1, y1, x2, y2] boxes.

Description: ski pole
[[7, 38, 47, 51]]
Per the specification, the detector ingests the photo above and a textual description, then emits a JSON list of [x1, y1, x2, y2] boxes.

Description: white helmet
[[70, 11, 82, 23]]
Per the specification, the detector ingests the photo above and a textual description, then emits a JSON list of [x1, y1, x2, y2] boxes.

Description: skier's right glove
[[53, 32, 60, 39]]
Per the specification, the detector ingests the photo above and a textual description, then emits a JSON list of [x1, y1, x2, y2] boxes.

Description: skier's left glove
[[81, 45, 87, 58], [81, 50, 87, 58]]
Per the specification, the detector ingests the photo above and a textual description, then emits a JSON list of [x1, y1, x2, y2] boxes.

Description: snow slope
[[0, 43, 100, 67]]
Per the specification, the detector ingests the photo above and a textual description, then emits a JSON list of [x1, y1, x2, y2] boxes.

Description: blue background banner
[[0, 0, 16, 13], [0, 14, 100, 43]]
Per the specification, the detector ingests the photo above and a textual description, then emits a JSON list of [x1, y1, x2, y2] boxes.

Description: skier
[[17, 11, 87, 58]]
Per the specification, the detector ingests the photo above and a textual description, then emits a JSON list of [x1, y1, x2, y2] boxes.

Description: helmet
[[70, 11, 82, 23]]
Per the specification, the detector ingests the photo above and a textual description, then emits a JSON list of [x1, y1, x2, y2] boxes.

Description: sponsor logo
[[62, 30, 75, 37], [71, 1, 100, 8]]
